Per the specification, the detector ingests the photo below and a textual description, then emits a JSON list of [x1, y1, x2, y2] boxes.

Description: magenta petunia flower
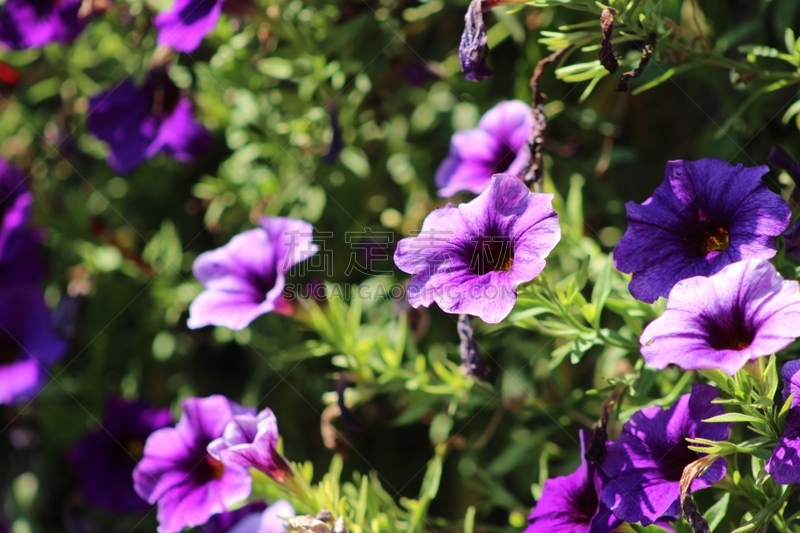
[[394, 174, 560, 324], [0, 286, 68, 404], [526, 430, 622, 533], [188, 216, 318, 331], [601, 384, 729, 526], [435, 100, 532, 197], [133, 396, 254, 533], [87, 69, 211, 174], [614, 158, 790, 303], [766, 360, 800, 484], [0, 0, 86, 50], [69, 397, 172, 513], [640, 259, 800, 375], [155, 0, 225, 53], [208, 407, 292, 481]]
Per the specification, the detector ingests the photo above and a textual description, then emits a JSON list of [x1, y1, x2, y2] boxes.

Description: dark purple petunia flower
[[614, 158, 790, 303], [69, 397, 172, 513], [394, 174, 560, 324], [526, 430, 622, 533], [0, 158, 32, 257], [207, 500, 295, 533], [766, 360, 800, 484], [767, 146, 800, 185], [640, 259, 800, 375], [188, 216, 318, 331], [436, 100, 532, 197], [155, 0, 225, 53], [133, 395, 254, 533], [601, 384, 730, 526], [207, 407, 292, 481], [0, 286, 68, 404], [0, 0, 86, 50], [87, 69, 211, 174], [783, 220, 800, 259]]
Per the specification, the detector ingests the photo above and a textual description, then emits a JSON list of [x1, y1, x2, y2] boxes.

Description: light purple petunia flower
[[614, 158, 790, 303], [188, 216, 318, 331], [209, 500, 295, 533], [526, 430, 622, 533], [0, 0, 86, 50], [435, 100, 532, 197], [155, 0, 225, 53], [0, 286, 68, 404], [133, 396, 254, 533], [87, 69, 211, 174], [601, 384, 729, 526], [640, 259, 800, 375], [69, 397, 172, 513], [394, 174, 560, 324], [766, 360, 800, 484]]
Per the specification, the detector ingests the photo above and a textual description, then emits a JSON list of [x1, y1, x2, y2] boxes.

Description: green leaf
[[706, 492, 730, 531], [590, 258, 612, 328], [702, 413, 763, 424]]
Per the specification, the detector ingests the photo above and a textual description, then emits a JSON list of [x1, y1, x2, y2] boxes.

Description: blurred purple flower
[[0, 286, 68, 404], [0, 159, 45, 285], [435, 101, 532, 197], [133, 395, 254, 533], [767, 146, 800, 185], [188, 216, 318, 330], [614, 158, 790, 303], [0, 0, 86, 50], [525, 430, 622, 533], [640, 259, 800, 375], [208, 407, 292, 481], [69, 397, 172, 513], [210, 500, 294, 533], [203, 502, 265, 533], [394, 174, 560, 324], [88, 69, 211, 174], [601, 384, 729, 525], [766, 360, 800, 484], [155, 0, 224, 53]]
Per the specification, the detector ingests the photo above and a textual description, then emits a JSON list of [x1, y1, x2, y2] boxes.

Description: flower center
[[701, 226, 730, 253], [700, 304, 755, 351], [492, 145, 517, 174], [206, 454, 225, 480], [468, 236, 514, 275]]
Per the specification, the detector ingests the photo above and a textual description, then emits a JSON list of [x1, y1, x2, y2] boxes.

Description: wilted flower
[[459, 0, 492, 82], [766, 360, 800, 484], [640, 259, 800, 375], [436, 100, 532, 197], [394, 174, 560, 324], [0, 287, 68, 404], [208, 407, 292, 481], [0, 0, 86, 50], [526, 430, 622, 533], [87, 69, 211, 174], [188, 217, 318, 331], [69, 397, 172, 513], [133, 396, 254, 533], [155, 0, 226, 53], [601, 384, 729, 525], [614, 158, 790, 303]]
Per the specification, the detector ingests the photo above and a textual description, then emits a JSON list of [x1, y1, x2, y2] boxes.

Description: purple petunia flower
[[188, 216, 318, 331], [208, 407, 292, 481], [0, 0, 86, 50], [526, 430, 622, 533], [155, 0, 225, 53], [87, 69, 211, 174], [394, 174, 560, 324], [766, 360, 800, 484], [435, 100, 532, 197], [640, 259, 800, 375], [601, 384, 729, 526], [69, 397, 172, 513], [614, 158, 790, 303], [0, 286, 68, 404], [133, 395, 254, 533], [207, 500, 295, 533]]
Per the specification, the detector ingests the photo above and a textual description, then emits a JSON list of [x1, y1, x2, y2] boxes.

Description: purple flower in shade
[[435, 100, 532, 197], [394, 174, 560, 324], [69, 397, 172, 513], [601, 384, 730, 526], [0, 287, 68, 404], [133, 396, 254, 533], [766, 360, 800, 484], [613, 158, 790, 303], [207, 407, 292, 481], [155, 0, 224, 53], [0, 0, 86, 50], [0, 158, 32, 256], [87, 69, 211, 174], [640, 259, 800, 376], [187, 216, 318, 331], [783, 220, 800, 259], [767, 146, 800, 185], [525, 430, 622, 533], [208, 500, 295, 533]]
